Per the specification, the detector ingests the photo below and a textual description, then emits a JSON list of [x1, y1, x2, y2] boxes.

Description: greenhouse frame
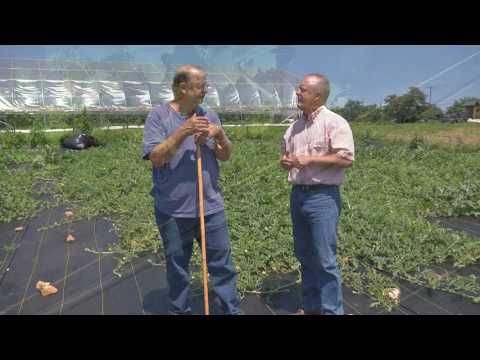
[[0, 58, 300, 115]]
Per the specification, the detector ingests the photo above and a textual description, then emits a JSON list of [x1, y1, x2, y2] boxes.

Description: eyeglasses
[[190, 82, 209, 91]]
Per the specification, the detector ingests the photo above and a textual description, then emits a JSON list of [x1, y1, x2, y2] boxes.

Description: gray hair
[[305, 73, 330, 101]]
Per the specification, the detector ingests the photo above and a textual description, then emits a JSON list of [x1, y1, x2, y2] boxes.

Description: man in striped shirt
[[280, 74, 355, 315]]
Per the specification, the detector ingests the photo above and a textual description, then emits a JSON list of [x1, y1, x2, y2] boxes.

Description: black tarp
[[1, 194, 480, 315]]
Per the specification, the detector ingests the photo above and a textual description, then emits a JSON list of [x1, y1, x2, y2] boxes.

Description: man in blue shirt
[[143, 65, 241, 315]]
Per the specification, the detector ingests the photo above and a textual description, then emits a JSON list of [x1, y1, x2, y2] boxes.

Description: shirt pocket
[[309, 139, 329, 156]]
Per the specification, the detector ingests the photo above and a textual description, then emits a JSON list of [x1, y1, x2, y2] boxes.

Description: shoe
[[292, 308, 305, 315]]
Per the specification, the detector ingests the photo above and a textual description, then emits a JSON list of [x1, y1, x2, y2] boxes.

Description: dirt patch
[[385, 130, 480, 145], [430, 129, 480, 144]]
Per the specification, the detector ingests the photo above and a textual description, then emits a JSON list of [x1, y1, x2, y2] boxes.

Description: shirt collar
[[305, 105, 326, 122]]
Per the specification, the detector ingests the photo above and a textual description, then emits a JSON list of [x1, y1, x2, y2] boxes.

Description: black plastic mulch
[[1, 197, 480, 315]]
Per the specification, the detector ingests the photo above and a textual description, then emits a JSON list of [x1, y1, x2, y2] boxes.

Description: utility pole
[[426, 86, 433, 105]]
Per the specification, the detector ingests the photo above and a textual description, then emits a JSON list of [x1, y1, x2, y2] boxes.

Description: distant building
[[464, 98, 480, 120]]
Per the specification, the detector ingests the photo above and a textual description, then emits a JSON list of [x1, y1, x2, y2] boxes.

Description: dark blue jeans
[[154, 207, 241, 315], [290, 185, 344, 315]]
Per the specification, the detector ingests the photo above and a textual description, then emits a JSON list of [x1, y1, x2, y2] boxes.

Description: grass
[[1, 122, 480, 310], [351, 122, 480, 146]]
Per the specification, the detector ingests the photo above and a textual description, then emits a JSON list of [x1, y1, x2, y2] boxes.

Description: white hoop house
[[0, 58, 300, 114]]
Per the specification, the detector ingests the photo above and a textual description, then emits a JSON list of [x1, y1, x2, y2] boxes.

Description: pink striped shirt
[[281, 105, 355, 186]]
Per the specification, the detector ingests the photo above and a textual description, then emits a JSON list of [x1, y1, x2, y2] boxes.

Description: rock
[[64, 211, 74, 220], [384, 287, 401, 302], [36, 281, 58, 296], [66, 233, 76, 242]]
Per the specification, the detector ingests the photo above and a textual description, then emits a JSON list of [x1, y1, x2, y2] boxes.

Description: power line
[[434, 74, 480, 106], [416, 48, 480, 87]]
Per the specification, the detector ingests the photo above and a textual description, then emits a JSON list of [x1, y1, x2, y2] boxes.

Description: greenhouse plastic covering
[[0, 58, 300, 112]]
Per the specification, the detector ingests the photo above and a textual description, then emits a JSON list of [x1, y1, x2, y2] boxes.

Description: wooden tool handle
[[196, 144, 209, 315]]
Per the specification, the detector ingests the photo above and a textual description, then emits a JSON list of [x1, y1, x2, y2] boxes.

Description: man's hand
[[181, 113, 209, 137], [280, 153, 294, 170], [280, 154, 310, 170], [210, 123, 225, 141], [195, 123, 225, 145], [291, 155, 310, 169]]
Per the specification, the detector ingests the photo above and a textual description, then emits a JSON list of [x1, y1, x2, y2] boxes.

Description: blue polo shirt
[[142, 102, 225, 218]]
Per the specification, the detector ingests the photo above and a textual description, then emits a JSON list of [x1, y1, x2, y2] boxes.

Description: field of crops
[[1, 122, 480, 310]]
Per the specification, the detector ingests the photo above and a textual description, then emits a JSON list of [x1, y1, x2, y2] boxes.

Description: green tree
[[341, 100, 367, 122], [333, 101, 386, 123], [419, 105, 444, 122], [383, 87, 429, 123], [356, 105, 385, 122]]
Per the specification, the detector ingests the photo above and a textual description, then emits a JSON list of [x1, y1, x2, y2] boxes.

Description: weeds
[[1, 123, 480, 310]]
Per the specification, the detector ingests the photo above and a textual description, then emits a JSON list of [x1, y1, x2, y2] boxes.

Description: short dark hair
[[172, 71, 192, 89]]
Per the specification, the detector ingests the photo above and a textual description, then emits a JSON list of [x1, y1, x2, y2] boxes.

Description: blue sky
[[1, 45, 479, 108]]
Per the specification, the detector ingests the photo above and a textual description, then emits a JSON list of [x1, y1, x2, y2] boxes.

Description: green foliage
[[383, 87, 429, 123], [356, 105, 385, 123], [1, 123, 480, 311], [72, 107, 93, 135], [336, 100, 368, 122], [446, 97, 478, 114], [0, 131, 28, 149], [1, 112, 152, 132], [0, 113, 38, 129], [0, 150, 43, 223], [46, 112, 74, 129], [419, 105, 444, 122], [408, 135, 427, 150], [28, 119, 48, 148], [332, 93, 442, 124]]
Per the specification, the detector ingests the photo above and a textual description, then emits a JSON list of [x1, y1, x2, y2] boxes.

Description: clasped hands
[[181, 113, 224, 145], [280, 153, 311, 170]]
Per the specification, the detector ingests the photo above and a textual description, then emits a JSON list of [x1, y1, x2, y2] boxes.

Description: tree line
[[330, 87, 478, 123]]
